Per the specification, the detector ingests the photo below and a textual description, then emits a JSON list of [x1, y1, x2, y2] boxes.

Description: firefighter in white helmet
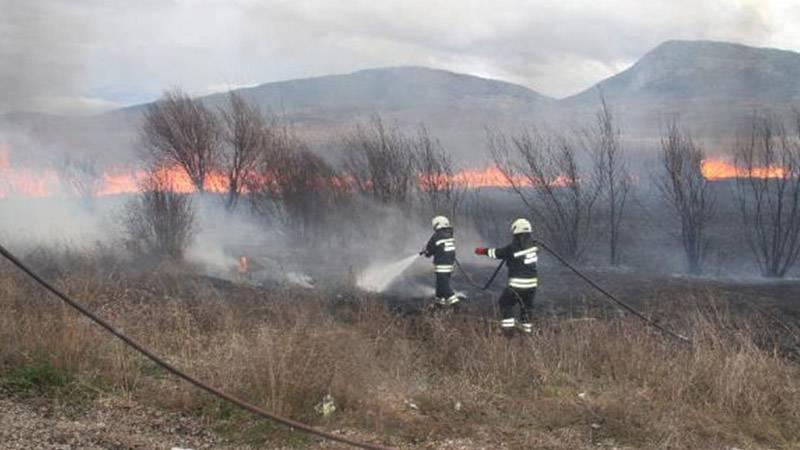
[[474, 218, 538, 333], [420, 216, 461, 306]]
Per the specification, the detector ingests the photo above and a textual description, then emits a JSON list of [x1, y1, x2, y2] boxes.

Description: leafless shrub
[[490, 128, 598, 261], [340, 115, 415, 205], [246, 124, 342, 243], [141, 88, 222, 193], [242, 120, 287, 220], [122, 168, 196, 261], [275, 150, 341, 243], [657, 119, 715, 274], [583, 95, 631, 265], [412, 125, 465, 218], [218, 91, 265, 211], [55, 155, 103, 202], [735, 111, 800, 277]]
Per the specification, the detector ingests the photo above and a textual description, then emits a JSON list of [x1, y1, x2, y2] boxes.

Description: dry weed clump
[[1, 250, 799, 449]]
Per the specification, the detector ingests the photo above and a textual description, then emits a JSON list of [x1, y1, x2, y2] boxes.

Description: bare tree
[[412, 125, 465, 218], [584, 95, 631, 265], [490, 128, 598, 261], [218, 91, 265, 211], [141, 88, 221, 193], [246, 121, 297, 220], [341, 115, 415, 205], [657, 119, 715, 275], [463, 187, 515, 243], [246, 123, 342, 243], [278, 149, 341, 242], [734, 111, 800, 278], [56, 155, 103, 203], [122, 167, 196, 261]]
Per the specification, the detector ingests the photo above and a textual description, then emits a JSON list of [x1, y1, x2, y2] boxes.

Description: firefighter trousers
[[499, 286, 536, 323], [435, 272, 455, 299]]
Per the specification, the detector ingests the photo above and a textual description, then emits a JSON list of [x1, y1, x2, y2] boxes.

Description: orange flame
[[0, 147, 60, 198], [238, 256, 249, 273], [0, 147, 8, 170], [449, 166, 571, 188], [146, 166, 228, 194], [97, 170, 143, 196], [0, 147, 232, 199], [1, 151, 577, 199], [701, 159, 787, 180]]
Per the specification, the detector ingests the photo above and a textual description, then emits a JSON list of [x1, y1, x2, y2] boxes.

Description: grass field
[[1, 249, 799, 449]]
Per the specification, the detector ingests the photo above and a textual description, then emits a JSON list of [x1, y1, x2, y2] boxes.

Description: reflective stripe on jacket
[[424, 228, 456, 272], [487, 233, 538, 288]]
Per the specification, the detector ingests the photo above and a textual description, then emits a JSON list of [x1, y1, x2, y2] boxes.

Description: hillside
[[567, 40, 800, 104], [559, 40, 800, 140], [4, 41, 800, 164], [202, 66, 552, 112]]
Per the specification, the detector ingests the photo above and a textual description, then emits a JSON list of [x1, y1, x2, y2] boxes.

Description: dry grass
[[1, 250, 799, 449]]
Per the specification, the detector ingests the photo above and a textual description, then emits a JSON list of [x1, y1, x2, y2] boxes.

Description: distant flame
[[423, 166, 571, 189], [0, 147, 231, 198], [0, 147, 60, 198], [96, 170, 143, 196], [1, 148, 576, 200], [238, 256, 249, 273], [0, 146, 9, 170], [701, 159, 787, 180], [453, 167, 530, 188]]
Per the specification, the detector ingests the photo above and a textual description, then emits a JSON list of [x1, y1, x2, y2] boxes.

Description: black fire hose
[[537, 242, 691, 344], [454, 257, 505, 291], [456, 243, 689, 344], [0, 244, 398, 450]]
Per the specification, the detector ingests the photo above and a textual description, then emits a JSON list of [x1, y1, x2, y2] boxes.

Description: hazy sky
[[2, 0, 799, 114]]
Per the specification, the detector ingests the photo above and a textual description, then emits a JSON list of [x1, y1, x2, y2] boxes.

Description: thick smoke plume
[[0, 1, 98, 114]]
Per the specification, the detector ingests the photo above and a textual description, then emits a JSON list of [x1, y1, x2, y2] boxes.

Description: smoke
[[0, 133, 117, 247], [0, 1, 99, 114], [180, 195, 490, 293], [341, 199, 496, 297], [184, 198, 308, 286], [0, 196, 121, 251], [0, 185, 321, 286]]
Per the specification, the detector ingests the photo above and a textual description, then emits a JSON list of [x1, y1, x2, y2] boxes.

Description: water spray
[[356, 253, 420, 292]]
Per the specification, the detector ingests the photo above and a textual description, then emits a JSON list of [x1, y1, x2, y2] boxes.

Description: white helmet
[[510, 218, 532, 235], [432, 215, 451, 230]]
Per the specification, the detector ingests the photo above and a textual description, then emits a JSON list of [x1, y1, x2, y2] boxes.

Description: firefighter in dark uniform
[[420, 216, 461, 306], [474, 218, 538, 333]]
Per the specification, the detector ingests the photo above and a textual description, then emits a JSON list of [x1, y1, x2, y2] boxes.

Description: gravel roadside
[[0, 395, 499, 450]]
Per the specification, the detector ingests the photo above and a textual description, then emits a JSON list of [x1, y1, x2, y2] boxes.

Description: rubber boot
[[500, 318, 517, 336]]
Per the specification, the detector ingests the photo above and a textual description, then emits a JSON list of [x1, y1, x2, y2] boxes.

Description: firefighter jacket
[[423, 228, 456, 273], [487, 233, 538, 289]]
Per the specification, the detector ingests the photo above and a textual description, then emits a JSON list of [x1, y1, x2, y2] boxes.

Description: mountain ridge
[[565, 39, 800, 105], [4, 39, 800, 164]]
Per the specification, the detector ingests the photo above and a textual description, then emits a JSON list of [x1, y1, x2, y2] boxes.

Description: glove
[[474, 247, 488, 255]]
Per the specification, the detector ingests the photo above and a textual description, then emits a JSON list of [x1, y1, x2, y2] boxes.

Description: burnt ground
[[378, 258, 800, 357], [384, 259, 800, 318]]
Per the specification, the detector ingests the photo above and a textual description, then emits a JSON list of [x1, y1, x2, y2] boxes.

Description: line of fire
[[0, 148, 786, 199]]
